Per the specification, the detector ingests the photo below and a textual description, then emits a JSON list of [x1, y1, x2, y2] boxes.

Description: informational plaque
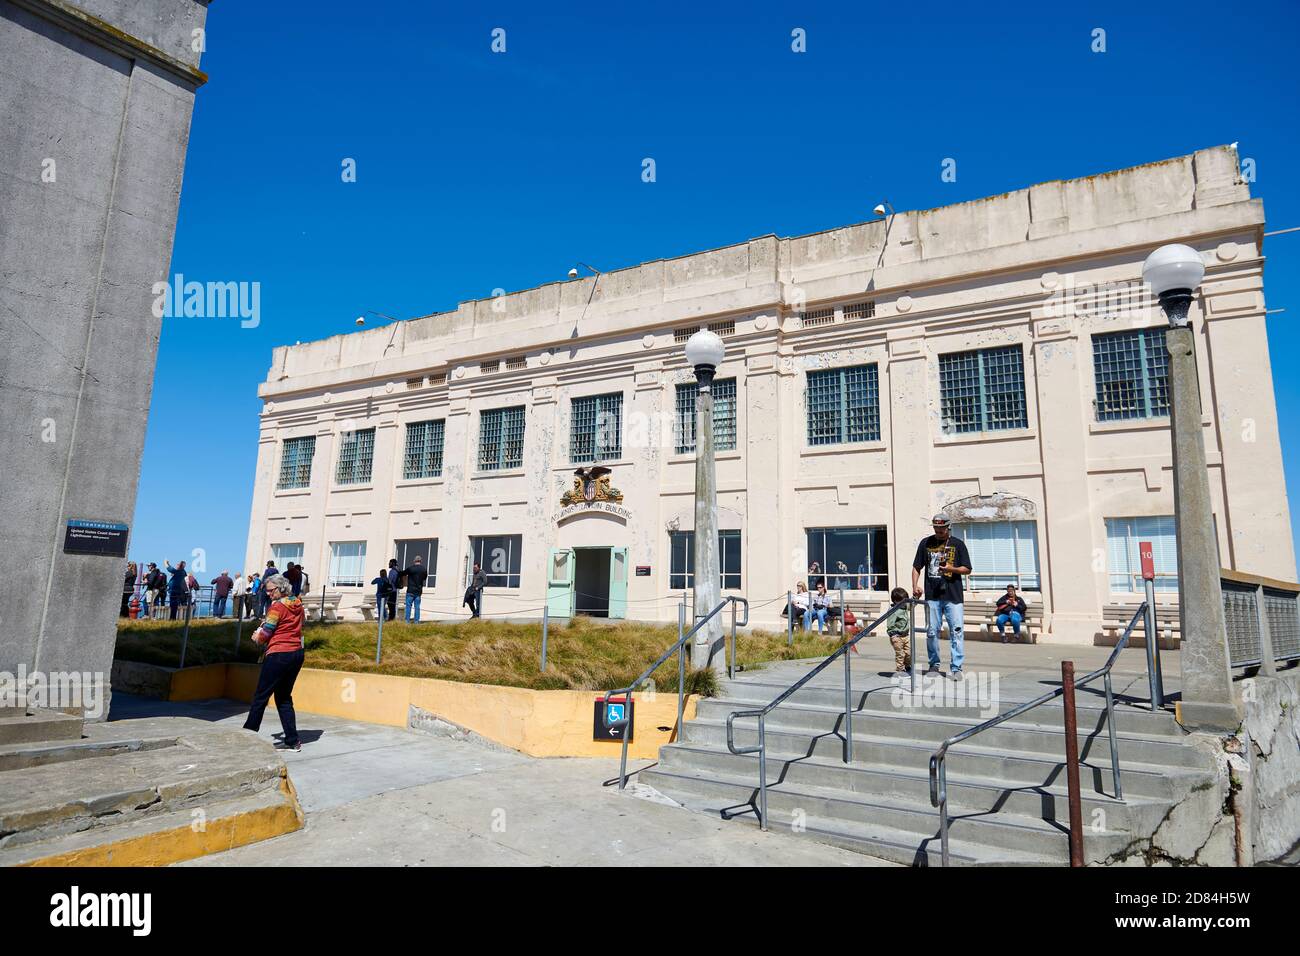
[[63, 519, 129, 557]]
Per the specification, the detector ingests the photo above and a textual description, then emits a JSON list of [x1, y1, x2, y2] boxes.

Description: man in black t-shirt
[[911, 515, 973, 679], [403, 555, 428, 622]]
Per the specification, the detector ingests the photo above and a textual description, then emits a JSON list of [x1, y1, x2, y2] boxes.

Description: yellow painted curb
[[19, 773, 304, 867], [184, 662, 695, 759]]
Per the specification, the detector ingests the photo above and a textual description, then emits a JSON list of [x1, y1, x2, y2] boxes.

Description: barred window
[[674, 325, 701, 343], [800, 307, 834, 328], [939, 346, 1028, 434], [506, 356, 527, 370], [479, 406, 526, 471], [277, 436, 315, 490], [570, 392, 623, 463], [405, 377, 424, 390], [675, 378, 737, 454], [429, 370, 448, 385], [403, 419, 445, 479], [335, 427, 376, 484], [480, 360, 500, 374], [843, 300, 875, 321], [707, 319, 735, 336], [1092, 328, 1169, 421], [806, 364, 880, 445]]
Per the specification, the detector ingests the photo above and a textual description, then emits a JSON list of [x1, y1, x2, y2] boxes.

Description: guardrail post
[[843, 636, 853, 764], [728, 598, 737, 680], [232, 612, 243, 655], [375, 607, 385, 664], [677, 600, 687, 739], [1142, 581, 1165, 709], [320, 586, 326, 622], [757, 717, 768, 831], [540, 603, 549, 672], [179, 601, 192, 669], [787, 590, 793, 646], [910, 600, 921, 696], [1061, 660, 1085, 867]]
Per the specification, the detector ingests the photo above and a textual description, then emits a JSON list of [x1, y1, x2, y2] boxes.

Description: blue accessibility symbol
[[607, 703, 625, 723]]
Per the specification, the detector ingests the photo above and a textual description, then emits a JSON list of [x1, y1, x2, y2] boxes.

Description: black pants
[[243, 649, 305, 746], [385, 592, 396, 621], [463, 588, 480, 617]]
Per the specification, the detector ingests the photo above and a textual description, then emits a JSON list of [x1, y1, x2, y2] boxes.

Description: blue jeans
[[803, 607, 828, 632], [213, 596, 227, 618], [995, 611, 1022, 635], [926, 600, 965, 671], [405, 592, 421, 622]]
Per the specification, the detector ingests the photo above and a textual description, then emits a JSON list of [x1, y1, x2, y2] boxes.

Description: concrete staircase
[[640, 660, 1215, 865], [0, 698, 302, 866]]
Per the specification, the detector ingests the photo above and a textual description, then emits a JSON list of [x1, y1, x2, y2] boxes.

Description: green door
[[608, 547, 629, 620], [547, 548, 576, 618]]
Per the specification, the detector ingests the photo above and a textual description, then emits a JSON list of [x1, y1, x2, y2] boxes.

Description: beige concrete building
[[245, 145, 1293, 643]]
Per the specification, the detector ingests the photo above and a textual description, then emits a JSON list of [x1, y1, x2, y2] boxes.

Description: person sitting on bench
[[807, 582, 833, 633], [995, 584, 1027, 644]]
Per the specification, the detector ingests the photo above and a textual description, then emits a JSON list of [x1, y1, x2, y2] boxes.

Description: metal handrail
[[603, 595, 749, 790], [927, 603, 1148, 866], [725, 598, 917, 830]]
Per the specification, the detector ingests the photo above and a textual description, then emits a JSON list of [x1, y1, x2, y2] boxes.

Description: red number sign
[[1139, 541, 1155, 581]]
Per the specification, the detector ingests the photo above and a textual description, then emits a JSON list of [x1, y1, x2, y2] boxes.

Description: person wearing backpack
[[371, 567, 394, 618]]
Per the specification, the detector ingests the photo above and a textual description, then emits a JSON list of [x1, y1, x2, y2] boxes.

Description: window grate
[[506, 356, 527, 370], [479, 406, 526, 471], [403, 419, 445, 479], [335, 427, 376, 484], [277, 436, 315, 490], [939, 346, 1027, 434], [843, 300, 875, 321], [570, 392, 623, 463], [405, 377, 424, 390], [673, 325, 701, 343], [806, 365, 880, 445], [1093, 328, 1169, 421], [800, 307, 834, 328], [480, 360, 500, 374], [429, 370, 447, 385], [675, 378, 737, 454], [707, 320, 735, 337]]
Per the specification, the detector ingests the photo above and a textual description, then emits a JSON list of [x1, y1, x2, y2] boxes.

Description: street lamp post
[[1142, 244, 1238, 731], [685, 330, 726, 675]]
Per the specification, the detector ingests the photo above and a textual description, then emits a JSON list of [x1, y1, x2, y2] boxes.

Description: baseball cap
[[931, 514, 950, 527]]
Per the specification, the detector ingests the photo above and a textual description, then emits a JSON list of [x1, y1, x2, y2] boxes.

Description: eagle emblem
[[561, 466, 623, 506]]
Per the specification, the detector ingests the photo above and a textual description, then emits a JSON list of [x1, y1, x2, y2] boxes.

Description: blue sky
[[131, 0, 1300, 577]]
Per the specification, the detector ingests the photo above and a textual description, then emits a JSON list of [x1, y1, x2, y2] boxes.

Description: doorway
[[574, 547, 611, 617]]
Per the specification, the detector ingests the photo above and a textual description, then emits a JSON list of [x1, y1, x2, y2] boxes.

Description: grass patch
[[113, 617, 845, 694]]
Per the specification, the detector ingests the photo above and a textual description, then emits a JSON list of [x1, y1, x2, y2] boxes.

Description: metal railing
[[725, 598, 917, 830], [602, 595, 749, 791], [927, 603, 1148, 867]]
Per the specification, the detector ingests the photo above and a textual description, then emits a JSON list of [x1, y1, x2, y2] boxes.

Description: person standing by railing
[[247, 572, 262, 619], [164, 559, 189, 620], [911, 515, 972, 680], [242, 574, 305, 752], [231, 571, 248, 619], [211, 570, 233, 618]]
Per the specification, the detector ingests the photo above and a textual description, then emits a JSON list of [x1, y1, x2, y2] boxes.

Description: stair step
[[0, 711, 84, 746], [677, 719, 1207, 800], [710, 681, 1181, 736], [657, 743, 1172, 834], [0, 786, 302, 867], [641, 765, 1133, 864], [0, 726, 282, 849], [693, 699, 1201, 767]]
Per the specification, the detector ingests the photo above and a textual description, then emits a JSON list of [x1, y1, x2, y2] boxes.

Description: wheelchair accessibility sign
[[593, 696, 634, 742]]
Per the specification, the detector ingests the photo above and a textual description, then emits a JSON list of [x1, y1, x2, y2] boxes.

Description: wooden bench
[[1099, 602, 1180, 648], [960, 596, 1043, 644], [303, 591, 343, 623]]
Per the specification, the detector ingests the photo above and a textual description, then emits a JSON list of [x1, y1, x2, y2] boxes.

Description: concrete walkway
[[108, 695, 893, 866]]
